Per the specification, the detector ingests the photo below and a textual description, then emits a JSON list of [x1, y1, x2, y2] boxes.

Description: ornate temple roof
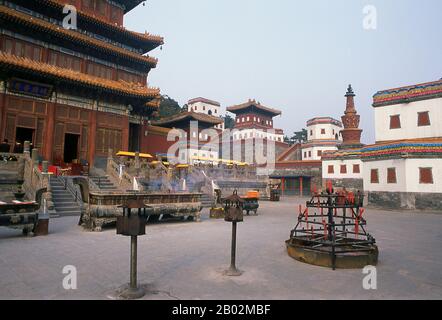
[[227, 99, 282, 117], [360, 138, 442, 160], [373, 79, 442, 107], [306, 117, 343, 127], [322, 138, 442, 161], [188, 97, 221, 106], [115, 0, 144, 13], [151, 111, 224, 127], [0, 52, 160, 99], [321, 149, 363, 160], [0, 6, 158, 68], [40, 0, 163, 52]]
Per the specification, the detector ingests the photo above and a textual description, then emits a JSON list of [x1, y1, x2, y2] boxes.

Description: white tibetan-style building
[[323, 80, 442, 211], [302, 117, 342, 161]]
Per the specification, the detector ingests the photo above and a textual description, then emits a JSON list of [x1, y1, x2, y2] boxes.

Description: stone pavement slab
[[0, 198, 441, 300]]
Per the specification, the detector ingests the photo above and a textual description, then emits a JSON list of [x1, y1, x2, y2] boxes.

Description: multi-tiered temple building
[[0, 0, 162, 168]]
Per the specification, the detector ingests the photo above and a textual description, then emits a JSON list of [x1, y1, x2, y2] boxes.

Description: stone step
[[53, 200, 77, 205], [55, 206, 81, 212], [52, 194, 74, 199], [53, 211, 81, 217], [52, 190, 71, 195]]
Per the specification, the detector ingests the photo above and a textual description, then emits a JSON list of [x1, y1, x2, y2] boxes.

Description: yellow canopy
[[116, 151, 153, 159], [190, 156, 248, 166], [150, 161, 170, 166]]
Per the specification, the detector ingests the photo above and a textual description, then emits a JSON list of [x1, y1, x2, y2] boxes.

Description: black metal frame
[[289, 191, 377, 270]]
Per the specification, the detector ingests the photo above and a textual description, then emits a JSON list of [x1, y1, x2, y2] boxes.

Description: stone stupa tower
[[339, 85, 364, 149]]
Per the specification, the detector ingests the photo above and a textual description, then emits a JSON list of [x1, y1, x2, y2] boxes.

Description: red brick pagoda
[[0, 0, 163, 167], [340, 85, 363, 149]]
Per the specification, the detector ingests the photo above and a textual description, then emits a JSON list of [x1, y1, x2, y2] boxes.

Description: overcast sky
[[125, 0, 442, 143]]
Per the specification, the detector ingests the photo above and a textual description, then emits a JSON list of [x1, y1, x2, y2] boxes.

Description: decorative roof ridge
[[152, 111, 224, 126], [306, 117, 343, 127], [188, 97, 221, 106], [373, 79, 442, 107], [0, 52, 160, 98], [227, 99, 282, 116], [364, 137, 442, 149], [374, 79, 442, 96], [40, 0, 164, 47], [0, 6, 158, 67]]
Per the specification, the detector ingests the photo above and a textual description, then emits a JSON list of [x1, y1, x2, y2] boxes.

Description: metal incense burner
[[223, 191, 244, 276], [286, 184, 378, 270], [116, 199, 148, 299]]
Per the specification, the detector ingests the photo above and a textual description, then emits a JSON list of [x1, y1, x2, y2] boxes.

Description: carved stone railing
[[22, 149, 54, 211], [73, 177, 202, 231], [106, 153, 133, 190]]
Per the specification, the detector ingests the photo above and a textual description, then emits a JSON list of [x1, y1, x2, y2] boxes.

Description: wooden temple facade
[[0, 0, 162, 167]]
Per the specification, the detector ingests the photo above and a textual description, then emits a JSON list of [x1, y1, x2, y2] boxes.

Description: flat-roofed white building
[[188, 97, 225, 131]]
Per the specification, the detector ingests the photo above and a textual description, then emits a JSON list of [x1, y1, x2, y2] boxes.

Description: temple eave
[[0, 52, 159, 99], [0, 6, 158, 68]]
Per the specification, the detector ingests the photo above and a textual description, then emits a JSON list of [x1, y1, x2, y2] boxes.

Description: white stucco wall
[[322, 159, 364, 179], [405, 158, 442, 193], [307, 122, 342, 141], [302, 146, 338, 161], [363, 158, 442, 193], [188, 101, 225, 131], [232, 129, 284, 142], [374, 97, 442, 142], [180, 148, 219, 164], [363, 159, 407, 192]]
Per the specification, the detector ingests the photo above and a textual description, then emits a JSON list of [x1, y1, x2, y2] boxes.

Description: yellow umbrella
[[116, 151, 153, 159]]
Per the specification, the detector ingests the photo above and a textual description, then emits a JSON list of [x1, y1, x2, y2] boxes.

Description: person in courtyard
[[0, 139, 10, 153]]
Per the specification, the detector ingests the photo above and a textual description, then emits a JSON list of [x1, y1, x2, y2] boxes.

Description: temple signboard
[[8, 78, 53, 99]]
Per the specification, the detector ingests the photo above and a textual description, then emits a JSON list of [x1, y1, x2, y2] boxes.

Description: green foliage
[[291, 129, 308, 144], [223, 114, 235, 129], [158, 96, 182, 119]]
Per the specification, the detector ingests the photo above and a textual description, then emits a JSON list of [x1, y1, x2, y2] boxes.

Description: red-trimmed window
[[387, 168, 397, 184], [304, 152, 307, 158], [371, 169, 379, 184], [340, 165, 347, 174], [308, 151, 312, 157], [419, 168, 433, 184], [353, 164, 360, 174], [417, 111, 430, 127], [317, 150, 322, 157], [328, 165, 334, 174], [390, 115, 401, 129], [321, 128, 326, 134]]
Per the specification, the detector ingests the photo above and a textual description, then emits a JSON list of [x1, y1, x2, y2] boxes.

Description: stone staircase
[[200, 193, 214, 208], [50, 177, 82, 217], [90, 176, 118, 191]]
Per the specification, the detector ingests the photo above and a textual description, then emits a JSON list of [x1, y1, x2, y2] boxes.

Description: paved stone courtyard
[[0, 198, 441, 300]]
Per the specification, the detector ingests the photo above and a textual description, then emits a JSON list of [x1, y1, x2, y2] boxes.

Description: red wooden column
[[0, 91, 6, 141], [44, 102, 56, 162], [121, 115, 130, 152], [299, 177, 303, 197], [88, 110, 97, 167]]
